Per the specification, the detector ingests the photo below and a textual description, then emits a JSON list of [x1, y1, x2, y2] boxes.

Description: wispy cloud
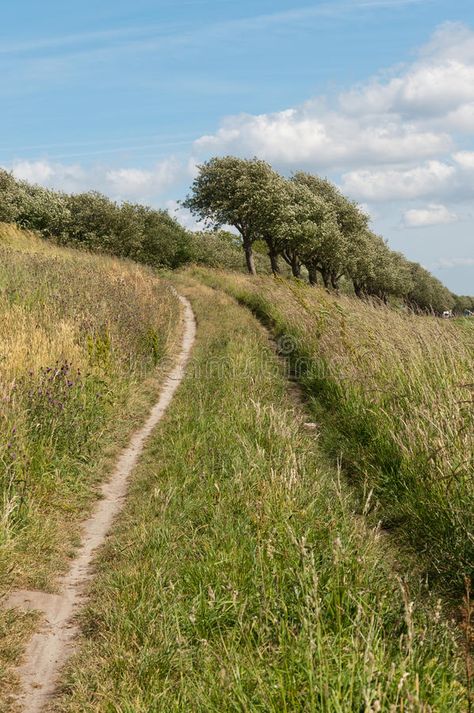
[[0, 133, 195, 155], [0, 28, 137, 55], [435, 257, 474, 269], [0, 0, 431, 58]]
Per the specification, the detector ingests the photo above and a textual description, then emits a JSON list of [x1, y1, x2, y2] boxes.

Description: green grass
[[192, 269, 474, 599], [0, 225, 180, 705], [54, 278, 467, 712]]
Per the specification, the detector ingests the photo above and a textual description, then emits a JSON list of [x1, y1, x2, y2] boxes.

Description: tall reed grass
[[196, 268, 474, 595]]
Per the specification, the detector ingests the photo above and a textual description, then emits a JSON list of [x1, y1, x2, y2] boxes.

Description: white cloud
[[195, 107, 450, 169], [11, 160, 85, 191], [340, 22, 474, 121], [192, 21, 474, 203], [340, 59, 474, 118], [420, 21, 474, 64], [453, 150, 474, 169], [6, 157, 183, 202], [105, 158, 180, 199], [403, 203, 458, 228], [444, 102, 474, 132], [340, 161, 455, 201]]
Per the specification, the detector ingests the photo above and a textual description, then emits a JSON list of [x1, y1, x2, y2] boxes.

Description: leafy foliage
[[185, 157, 465, 313], [0, 169, 248, 273]]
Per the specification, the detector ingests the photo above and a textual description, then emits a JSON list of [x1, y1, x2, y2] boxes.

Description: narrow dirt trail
[[4, 291, 196, 713]]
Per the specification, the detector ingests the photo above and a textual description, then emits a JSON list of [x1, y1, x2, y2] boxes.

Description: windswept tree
[[293, 172, 368, 289], [343, 229, 379, 297], [183, 156, 284, 275], [0, 157, 462, 307], [273, 180, 342, 286], [407, 262, 455, 314], [363, 238, 413, 303]]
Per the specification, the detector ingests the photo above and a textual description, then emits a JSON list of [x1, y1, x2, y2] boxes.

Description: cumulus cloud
[[340, 161, 455, 201], [403, 203, 458, 228], [453, 150, 474, 169], [195, 107, 450, 169], [11, 160, 86, 192], [340, 59, 474, 118], [6, 157, 184, 202], [105, 158, 180, 199], [192, 21, 474, 203]]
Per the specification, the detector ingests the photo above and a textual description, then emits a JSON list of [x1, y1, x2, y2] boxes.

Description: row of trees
[[453, 294, 474, 313], [0, 160, 469, 314], [184, 157, 459, 314], [0, 168, 260, 271]]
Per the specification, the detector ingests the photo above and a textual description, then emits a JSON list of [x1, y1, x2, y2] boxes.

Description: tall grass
[[0, 224, 179, 592], [54, 278, 466, 711], [195, 268, 474, 596]]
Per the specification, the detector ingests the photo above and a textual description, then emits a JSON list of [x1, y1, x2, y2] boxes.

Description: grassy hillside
[[1, 232, 471, 710], [54, 278, 465, 712], [0, 225, 180, 700], [195, 268, 474, 596]]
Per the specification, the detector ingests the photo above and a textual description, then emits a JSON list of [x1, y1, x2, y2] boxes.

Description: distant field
[[0, 225, 180, 701], [196, 268, 474, 595]]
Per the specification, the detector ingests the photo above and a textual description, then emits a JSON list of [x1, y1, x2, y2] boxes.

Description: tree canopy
[[184, 157, 460, 314]]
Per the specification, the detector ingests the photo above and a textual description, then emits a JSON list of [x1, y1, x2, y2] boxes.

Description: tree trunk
[[307, 264, 318, 286], [321, 270, 330, 289], [330, 273, 340, 290], [291, 253, 301, 278], [266, 240, 280, 275], [243, 238, 256, 276]]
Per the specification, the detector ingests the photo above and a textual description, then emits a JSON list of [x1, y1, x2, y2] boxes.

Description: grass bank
[[55, 278, 466, 712], [194, 268, 474, 597], [0, 225, 180, 703]]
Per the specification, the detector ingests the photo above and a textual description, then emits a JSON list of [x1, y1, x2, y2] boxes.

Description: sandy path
[[4, 291, 196, 713]]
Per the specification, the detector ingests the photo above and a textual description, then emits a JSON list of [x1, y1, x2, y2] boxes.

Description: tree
[[274, 180, 343, 286], [16, 182, 71, 240], [66, 192, 121, 250], [183, 156, 285, 275], [0, 170, 22, 224], [453, 294, 474, 314], [292, 172, 368, 289], [343, 229, 379, 297], [407, 262, 455, 314], [136, 205, 192, 268]]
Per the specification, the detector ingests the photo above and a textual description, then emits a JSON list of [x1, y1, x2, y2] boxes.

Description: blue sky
[[1, 0, 474, 293]]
